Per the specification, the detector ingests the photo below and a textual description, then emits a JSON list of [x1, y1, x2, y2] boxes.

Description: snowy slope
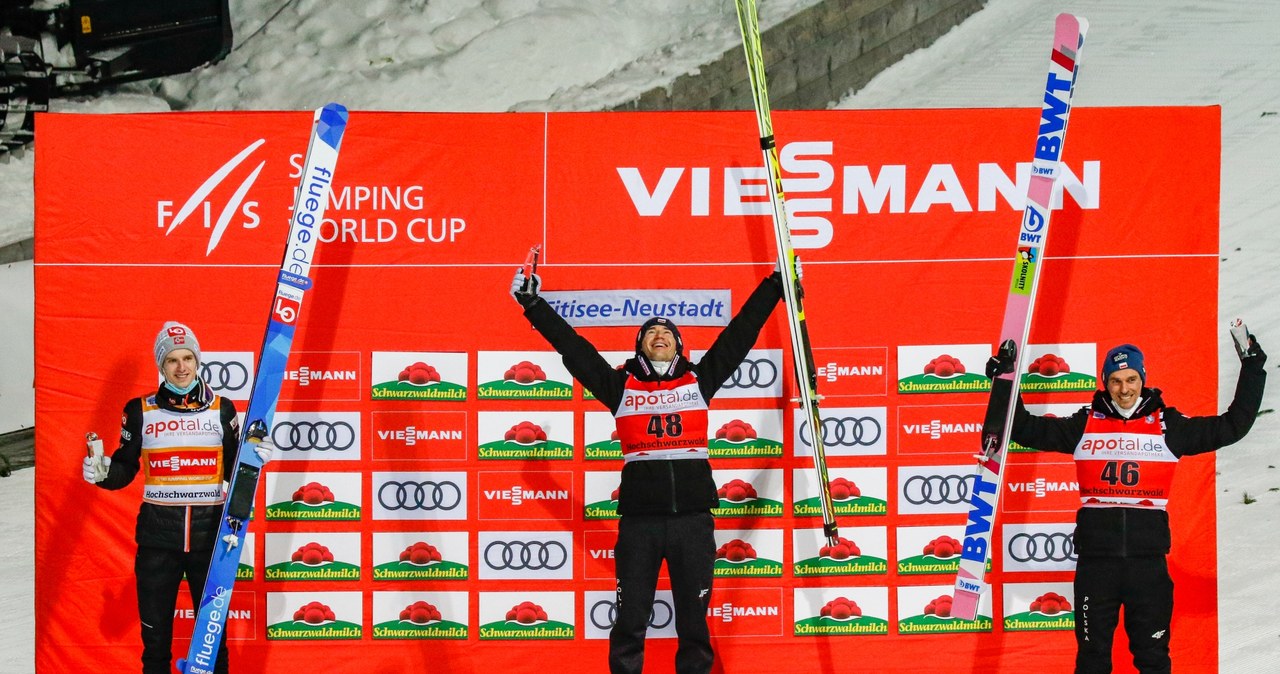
[[4, 0, 1280, 672], [0, 0, 820, 249], [837, 1, 1280, 671]]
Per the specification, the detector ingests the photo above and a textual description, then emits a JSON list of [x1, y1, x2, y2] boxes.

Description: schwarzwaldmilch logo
[[794, 476, 889, 517], [267, 601, 361, 640], [709, 418, 782, 458], [793, 596, 889, 636], [265, 480, 361, 521], [372, 600, 468, 640], [584, 427, 621, 460], [478, 601, 574, 640], [476, 359, 572, 400], [582, 482, 620, 520], [793, 535, 887, 577], [370, 353, 468, 401], [477, 419, 573, 460], [897, 345, 992, 394], [898, 535, 964, 575], [1019, 344, 1098, 392], [373, 541, 469, 581], [1004, 591, 1074, 632], [898, 592, 992, 634], [711, 478, 782, 517], [265, 541, 360, 581], [714, 538, 782, 577]]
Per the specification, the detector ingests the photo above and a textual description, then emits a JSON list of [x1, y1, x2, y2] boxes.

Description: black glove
[[1242, 334, 1267, 370], [985, 339, 1017, 379], [510, 267, 541, 308]]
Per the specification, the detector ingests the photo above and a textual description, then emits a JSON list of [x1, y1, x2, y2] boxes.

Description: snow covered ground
[[837, 2, 1280, 671], [4, 0, 1279, 672]]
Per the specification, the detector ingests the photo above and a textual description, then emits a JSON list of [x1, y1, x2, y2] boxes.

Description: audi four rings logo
[[272, 420, 355, 452], [722, 357, 779, 389], [589, 599, 673, 630], [377, 480, 462, 511], [483, 540, 568, 570], [902, 474, 974, 505], [1008, 532, 1077, 563], [799, 416, 882, 447], [201, 360, 251, 391]]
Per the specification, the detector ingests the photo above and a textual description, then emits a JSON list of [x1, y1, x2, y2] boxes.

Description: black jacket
[[522, 273, 785, 515], [98, 382, 240, 550], [1010, 359, 1265, 556]]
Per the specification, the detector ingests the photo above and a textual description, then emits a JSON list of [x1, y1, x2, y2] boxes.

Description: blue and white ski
[[178, 103, 348, 674], [950, 14, 1088, 621]]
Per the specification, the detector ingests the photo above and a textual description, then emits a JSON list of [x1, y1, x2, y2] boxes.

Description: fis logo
[[156, 140, 266, 255]]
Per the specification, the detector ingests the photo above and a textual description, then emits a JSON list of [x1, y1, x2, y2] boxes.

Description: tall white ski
[[734, 0, 838, 545]]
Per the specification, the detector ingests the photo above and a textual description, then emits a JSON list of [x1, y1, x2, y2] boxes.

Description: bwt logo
[[157, 140, 268, 255], [149, 456, 217, 472], [483, 486, 569, 506], [818, 362, 883, 383], [707, 603, 779, 623]]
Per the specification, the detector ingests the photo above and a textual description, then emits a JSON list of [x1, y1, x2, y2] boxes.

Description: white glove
[[253, 437, 275, 465], [776, 256, 803, 281], [82, 455, 111, 484], [510, 267, 541, 307], [222, 533, 240, 550]]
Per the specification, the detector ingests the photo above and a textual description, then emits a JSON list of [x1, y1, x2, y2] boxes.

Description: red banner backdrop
[[34, 107, 1220, 673]]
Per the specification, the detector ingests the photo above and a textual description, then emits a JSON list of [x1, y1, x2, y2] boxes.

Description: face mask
[[165, 376, 200, 395]]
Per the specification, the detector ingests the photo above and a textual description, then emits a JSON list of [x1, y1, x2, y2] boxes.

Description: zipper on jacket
[[668, 462, 678, 513]]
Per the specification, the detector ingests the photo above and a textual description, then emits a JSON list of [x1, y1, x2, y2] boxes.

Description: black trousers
[[136, 545, 228, 674], [1074, 555, 1173, 674], [609, 511, 716, 674]]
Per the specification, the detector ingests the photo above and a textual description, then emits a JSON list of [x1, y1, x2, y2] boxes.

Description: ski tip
[[1058, 12, 1088, 35], [175, 658, 187, 674], [317, 103, 349, 149]]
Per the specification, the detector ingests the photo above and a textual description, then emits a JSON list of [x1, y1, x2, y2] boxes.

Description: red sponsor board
[[1002, 462, 1082, 514], [896, 404, 986, 456], [812, 347, 889, 397], [707, 587, 785, 637], [35, 108, 1219, 673], [583, 529, 618, 580], [477, 471, 575, 520], [144, 449, 221, 479], [279, 351, 362, 401], [173, 588, 257, 643], [368, 410, 468, 461]]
